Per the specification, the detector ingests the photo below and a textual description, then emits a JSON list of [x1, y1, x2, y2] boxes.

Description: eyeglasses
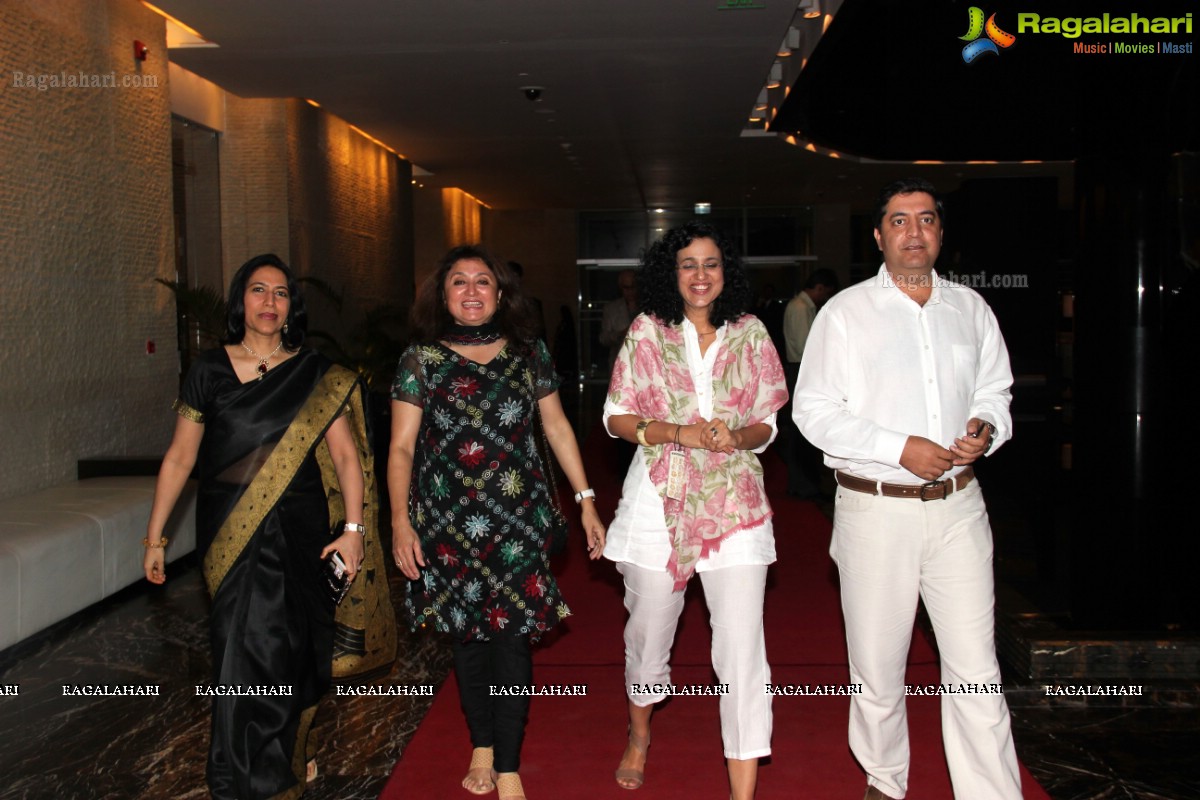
[[676, 260, 723, 271]]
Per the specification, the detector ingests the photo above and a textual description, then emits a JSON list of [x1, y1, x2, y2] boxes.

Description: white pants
[[831, 482, 1021, 800], [618, 562, 772, 760]]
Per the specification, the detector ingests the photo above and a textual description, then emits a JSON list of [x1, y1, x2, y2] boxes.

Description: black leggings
[[452, 636, 533, 773]]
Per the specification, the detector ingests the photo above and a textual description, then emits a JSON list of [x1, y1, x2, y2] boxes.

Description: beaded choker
[[443, 321, 502, 345]]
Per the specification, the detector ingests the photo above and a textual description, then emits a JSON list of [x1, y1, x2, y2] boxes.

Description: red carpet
[[381, 432, 1051, 799]]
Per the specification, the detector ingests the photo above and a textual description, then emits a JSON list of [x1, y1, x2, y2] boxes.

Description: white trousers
[[618, 562, 772, 760], [831, 482, 1021, 800]]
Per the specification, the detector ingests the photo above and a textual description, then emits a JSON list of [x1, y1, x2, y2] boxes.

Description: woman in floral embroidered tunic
[[604, 222, 788, 799], [389, 245, 606, 800]]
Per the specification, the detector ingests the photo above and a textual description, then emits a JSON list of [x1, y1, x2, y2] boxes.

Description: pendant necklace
[[241, 339, 283, 379]]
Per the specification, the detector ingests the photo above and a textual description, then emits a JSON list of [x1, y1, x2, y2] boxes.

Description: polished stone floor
[[0, 555, 452, 800], [4, 554, 1198, 800]]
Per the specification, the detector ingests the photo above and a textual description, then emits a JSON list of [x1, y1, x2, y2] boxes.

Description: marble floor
[[2, 549, 1197, 799], [0, 556, 452, 800]]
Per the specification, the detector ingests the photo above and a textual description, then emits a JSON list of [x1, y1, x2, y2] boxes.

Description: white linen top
[[793, 265, 1013, 484], [602, 317, 778, 573]]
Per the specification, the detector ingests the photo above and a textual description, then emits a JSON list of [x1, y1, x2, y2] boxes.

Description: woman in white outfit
[[603, 221, 788, 799]]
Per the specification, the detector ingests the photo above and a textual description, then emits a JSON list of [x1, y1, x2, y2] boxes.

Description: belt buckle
[[919, 480, 947, 501]]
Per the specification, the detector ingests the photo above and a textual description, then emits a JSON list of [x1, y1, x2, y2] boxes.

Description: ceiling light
[[776, 27, 801, 57], [755, 89, 769, 111], [798, 0, 821, 19], [766, 61, 783, 90], [694, 203, 712, 215]]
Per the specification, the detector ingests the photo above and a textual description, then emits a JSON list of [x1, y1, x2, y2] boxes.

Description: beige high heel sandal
[[614, 729, 650, 790], [462, 747, 496, 794], [495, 772, 526, 800]]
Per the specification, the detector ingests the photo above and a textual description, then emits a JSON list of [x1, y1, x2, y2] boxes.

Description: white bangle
[[343, 522, 365, 536], [574, 488, 596, 504]]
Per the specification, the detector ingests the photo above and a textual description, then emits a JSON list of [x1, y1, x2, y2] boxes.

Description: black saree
[[176, 348, 395, 800]]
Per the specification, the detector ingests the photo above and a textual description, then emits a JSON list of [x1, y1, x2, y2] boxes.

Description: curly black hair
[[224, 253, 306, 350], [409, 244, 541, 354], [639, 221, 752, 327]]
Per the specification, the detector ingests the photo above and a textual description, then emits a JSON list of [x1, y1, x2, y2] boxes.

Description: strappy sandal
[[495, 772, 526, 800], [614, 729, 650, 790], [462, 747, 496, 795]]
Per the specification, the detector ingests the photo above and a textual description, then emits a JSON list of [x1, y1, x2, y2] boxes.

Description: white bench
[[0, 476, 196, 651]]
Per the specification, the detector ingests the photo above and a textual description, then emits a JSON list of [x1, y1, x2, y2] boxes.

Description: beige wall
[[413, 187, 487, 289], [0, 0, 176, 500]]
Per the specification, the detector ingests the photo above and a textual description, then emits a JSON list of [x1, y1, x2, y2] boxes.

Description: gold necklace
[[241, 339, 283, 379]]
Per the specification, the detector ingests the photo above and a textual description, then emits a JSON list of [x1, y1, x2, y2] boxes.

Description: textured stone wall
[[285, 100, 412, 342], [218, 95, 292, 288], [0, 0, 175, 500]]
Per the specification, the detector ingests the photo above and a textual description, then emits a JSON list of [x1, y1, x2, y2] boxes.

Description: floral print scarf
[[608, 313, 788, 589]]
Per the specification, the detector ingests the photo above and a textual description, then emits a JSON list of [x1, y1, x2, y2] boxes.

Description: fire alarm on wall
[[134, 40, 148, 61]]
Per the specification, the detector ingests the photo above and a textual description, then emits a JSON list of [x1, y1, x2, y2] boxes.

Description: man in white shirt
[[793, 179, 1021, 800], [780, 268, 839, 498]]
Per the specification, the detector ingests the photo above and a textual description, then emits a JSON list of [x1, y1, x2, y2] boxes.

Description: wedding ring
[[710, 427, 718, 435]]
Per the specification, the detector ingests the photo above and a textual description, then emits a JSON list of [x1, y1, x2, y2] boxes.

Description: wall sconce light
[[133, 40, 148, 60]]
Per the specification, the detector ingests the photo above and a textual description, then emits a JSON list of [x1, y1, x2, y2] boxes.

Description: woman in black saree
[[144, 254, 395, 799]]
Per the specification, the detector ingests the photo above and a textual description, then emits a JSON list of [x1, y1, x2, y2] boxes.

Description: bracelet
[[142, 536, 169, 549], [635, 418, 653, 447], [673, 424, 682, 446], [343, 522, 366, 536], [574, 488, 596, 504]]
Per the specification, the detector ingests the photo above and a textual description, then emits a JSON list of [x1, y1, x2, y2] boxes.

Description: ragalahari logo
[[960, 7, 1016, 63]]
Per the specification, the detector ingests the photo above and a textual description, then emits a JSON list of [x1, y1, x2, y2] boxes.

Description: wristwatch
[[979, 421, 997, 453], [574, 488, 596, 504], [343, 522, 366, 536]]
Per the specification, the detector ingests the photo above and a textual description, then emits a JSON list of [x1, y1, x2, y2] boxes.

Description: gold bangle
[[635, 418, 653, 447], [142, 536, 169, 549]]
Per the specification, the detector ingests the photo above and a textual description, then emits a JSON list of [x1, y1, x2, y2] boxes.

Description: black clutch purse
[[322, 550, 352, 605], [322, 519, 353, 605]]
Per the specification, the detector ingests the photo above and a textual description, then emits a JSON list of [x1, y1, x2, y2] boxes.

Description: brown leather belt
[[835, 468, 974, 502]]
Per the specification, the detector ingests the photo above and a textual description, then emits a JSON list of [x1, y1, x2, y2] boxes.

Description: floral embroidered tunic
[[392, 340, 570, 642], [604, 313, 789, 589]]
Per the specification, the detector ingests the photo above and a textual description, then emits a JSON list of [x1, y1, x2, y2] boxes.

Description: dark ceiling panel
[[774, 0, 1198, 161]]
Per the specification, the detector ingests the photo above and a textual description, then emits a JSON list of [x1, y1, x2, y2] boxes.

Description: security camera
[[521, 86, 544, 102]]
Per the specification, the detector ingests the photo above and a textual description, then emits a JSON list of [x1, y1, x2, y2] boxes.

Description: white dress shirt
[[782, 290, 817, 363], [792, 265, 1013, 485], [603, 317, 778, 572]]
